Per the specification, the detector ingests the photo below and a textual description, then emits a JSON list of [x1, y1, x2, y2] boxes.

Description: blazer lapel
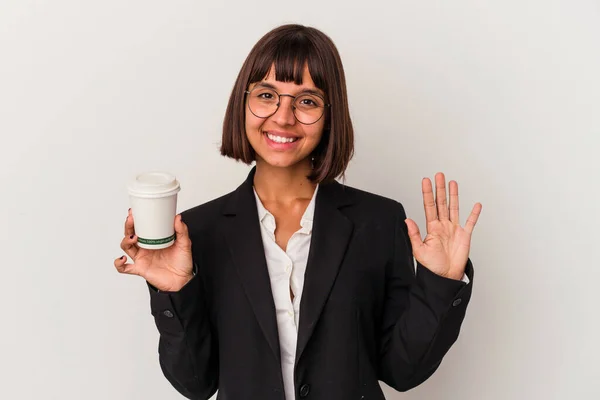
[[221, 167, 281, 363], [295, 179, 354, 364]]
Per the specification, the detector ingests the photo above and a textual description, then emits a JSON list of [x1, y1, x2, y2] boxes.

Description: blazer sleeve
[[377, 202, 474, 391], [148, 263, 218, 400]]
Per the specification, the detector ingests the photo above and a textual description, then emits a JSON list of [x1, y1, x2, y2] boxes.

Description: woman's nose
[[271, 96, 296, 126]]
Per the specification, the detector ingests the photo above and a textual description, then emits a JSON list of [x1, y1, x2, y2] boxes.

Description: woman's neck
[[253, 159, 317, 204]]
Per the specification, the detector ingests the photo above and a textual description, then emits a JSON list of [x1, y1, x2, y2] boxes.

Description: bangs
[[247, 33, 327, 93], [222, 24, 353, 183]]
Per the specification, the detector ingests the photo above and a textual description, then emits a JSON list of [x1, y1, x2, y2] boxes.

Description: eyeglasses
[[244, 86, 330, 125]]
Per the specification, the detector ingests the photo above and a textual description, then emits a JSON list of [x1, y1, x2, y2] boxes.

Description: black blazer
[[148, 167, 474, 400]]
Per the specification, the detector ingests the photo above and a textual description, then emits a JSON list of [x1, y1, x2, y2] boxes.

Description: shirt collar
[[300, 185, 318, 232], [253, 187, 270, 223]]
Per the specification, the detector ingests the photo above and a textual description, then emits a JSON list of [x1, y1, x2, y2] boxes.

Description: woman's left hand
[[404, 172, 482, 281]]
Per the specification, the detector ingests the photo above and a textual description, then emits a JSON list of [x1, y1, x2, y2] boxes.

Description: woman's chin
[[257, 155, 310, 170]]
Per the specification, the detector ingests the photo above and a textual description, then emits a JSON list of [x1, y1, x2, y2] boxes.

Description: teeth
[[266, 133, 298, 143]]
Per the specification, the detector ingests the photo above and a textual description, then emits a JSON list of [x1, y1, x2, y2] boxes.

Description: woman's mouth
[[264, 132, 300, 149]]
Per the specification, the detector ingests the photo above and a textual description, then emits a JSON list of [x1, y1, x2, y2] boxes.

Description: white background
[[1, 1, 599, 399]]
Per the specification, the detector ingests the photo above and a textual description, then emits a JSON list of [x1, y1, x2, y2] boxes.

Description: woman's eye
[[257, 93, 273, 99], [298, 97, 319, 107]]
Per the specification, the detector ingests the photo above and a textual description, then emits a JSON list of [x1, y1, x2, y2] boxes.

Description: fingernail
[[130, 235, 134, 239], [120, 256, 124, 260]]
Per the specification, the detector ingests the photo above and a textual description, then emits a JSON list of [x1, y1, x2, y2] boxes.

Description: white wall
[[1, 1, 598, 399]]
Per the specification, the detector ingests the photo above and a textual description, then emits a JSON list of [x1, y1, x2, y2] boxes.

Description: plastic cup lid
[[128, 172, 181, 197]]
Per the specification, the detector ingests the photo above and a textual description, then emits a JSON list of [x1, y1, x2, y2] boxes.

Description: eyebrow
[[254, 82, 325, 98]]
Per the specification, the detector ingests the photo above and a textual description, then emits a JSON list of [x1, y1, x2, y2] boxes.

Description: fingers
[[114, 255, 138, 276], [464, 203, 482, 234], [449, 180, 459, 225], [422, 178, 438, 223], [120, 233, 140, 260], [124, 208, 135, 237], [121, 208, 140, 258], [435, 172, 449, 220], [116, 209, 139, 276]]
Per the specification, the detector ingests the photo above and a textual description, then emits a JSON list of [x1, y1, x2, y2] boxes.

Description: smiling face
[[220, 24, 354, 183], [245, 64, 326, 170]]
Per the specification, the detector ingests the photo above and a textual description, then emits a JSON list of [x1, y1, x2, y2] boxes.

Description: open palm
[[404, 173, 482, 281]]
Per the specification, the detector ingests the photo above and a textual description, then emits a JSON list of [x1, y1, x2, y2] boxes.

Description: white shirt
[[253, 185, 469, 400], [253, 185, 318, 400]]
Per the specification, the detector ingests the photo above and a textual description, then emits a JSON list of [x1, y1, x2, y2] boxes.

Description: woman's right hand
[[114, 209, 194, 292]]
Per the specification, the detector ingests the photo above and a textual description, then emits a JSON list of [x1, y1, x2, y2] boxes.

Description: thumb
[[174, 214, 192, 250], [404, 218, 423, 250]]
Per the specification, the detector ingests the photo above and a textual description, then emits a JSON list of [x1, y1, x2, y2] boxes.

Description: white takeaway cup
[[128, 172, 181, 250]]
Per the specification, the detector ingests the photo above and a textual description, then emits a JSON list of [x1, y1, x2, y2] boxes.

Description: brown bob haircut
[[220, 24, 354, 184]]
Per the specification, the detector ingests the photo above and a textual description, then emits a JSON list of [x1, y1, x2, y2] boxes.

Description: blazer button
[[163, 310, 174, 318], [299, 384, 310, 397], [452, 299, 462, 307]]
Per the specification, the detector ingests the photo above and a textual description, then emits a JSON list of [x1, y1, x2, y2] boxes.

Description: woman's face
[[245, 64, 326, 170]]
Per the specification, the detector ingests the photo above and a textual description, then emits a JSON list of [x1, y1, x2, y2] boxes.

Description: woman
[[115, 24, 482, 400]]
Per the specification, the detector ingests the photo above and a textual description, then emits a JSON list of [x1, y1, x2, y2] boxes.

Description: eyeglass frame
[[244, 87, 331, 125]]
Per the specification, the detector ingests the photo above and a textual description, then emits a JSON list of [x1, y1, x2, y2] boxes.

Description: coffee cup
[[128, 172, 181, 250]]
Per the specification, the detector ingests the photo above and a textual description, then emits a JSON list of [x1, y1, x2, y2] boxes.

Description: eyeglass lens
[[247, 87, 326, 124]]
